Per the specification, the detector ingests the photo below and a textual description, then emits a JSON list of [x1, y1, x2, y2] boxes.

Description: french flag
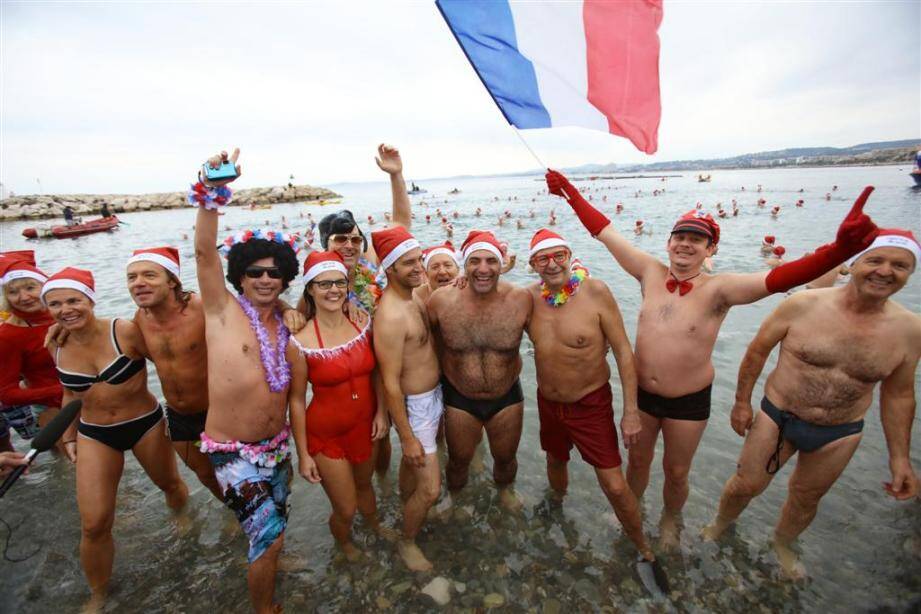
[[436, 0, 663, 154]]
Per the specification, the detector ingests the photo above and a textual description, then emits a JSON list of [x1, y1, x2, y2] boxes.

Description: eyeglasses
[[330, 234, 363, 246], [244, 266, 283, 279], [531, 251, 569, 268], [310, 279, 349, 290]]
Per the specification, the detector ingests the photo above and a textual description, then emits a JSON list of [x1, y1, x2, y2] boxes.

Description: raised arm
[[595, 281, 641, 448], [546, 170, 660, 281], [879, 326, 920, 501], [717, 187, 879, 307], [194, 149, 241, 315], [372, 311, 424, 467], [730, 295, 805, 435], [375, 144, 411, 229]]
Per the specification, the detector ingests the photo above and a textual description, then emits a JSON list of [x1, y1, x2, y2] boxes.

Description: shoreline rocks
[[0, 184, 341, 221]]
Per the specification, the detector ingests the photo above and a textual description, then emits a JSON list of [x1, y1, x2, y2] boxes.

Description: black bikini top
[[56, 319, 146, 391]]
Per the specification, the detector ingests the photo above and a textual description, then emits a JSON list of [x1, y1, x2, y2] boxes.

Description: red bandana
[[665, 271, 701, 296]]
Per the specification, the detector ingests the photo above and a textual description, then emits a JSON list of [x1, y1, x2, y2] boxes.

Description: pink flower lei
[[235, 295, 291, 393]]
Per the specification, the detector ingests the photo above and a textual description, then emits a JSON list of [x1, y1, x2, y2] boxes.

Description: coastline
[[0, 184, 341, 221]]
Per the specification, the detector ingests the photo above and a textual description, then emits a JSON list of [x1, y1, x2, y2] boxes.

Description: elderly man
[[548, 170, 880, 548], [427, 230, 531, 511], [703, 229, 920, 578]]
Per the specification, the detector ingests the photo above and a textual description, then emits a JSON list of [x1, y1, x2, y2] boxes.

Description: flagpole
[[511, 127, 547, 169]]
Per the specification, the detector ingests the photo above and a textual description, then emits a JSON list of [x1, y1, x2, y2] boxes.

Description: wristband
[[188, 181, 233, 210]]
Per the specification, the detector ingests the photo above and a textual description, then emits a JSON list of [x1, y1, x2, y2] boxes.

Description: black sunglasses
[[244, 266, 283, 279]]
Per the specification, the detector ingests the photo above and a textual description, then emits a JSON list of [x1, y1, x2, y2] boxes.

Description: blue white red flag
[[436, 0, 663, 154]]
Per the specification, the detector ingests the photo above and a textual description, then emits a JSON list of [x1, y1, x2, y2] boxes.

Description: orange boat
[[22, 216, 120, 239]]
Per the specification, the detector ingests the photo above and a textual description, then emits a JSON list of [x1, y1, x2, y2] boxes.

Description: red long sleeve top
[[0, 321, 62, 409]]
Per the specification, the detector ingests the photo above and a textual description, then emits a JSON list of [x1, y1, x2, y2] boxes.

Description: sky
[[1, 0, 919, 195]]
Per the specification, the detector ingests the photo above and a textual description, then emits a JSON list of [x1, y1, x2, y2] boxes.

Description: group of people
[[1, 145, 918, 613]]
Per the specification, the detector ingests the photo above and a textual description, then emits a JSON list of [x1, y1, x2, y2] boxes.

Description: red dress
[[0, 318, 62, 409], [294, 318, 376, 463]]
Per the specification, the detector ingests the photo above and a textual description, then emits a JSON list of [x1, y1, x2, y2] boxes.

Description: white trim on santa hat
[[303, 260, 348, 284], [423, 247, 459, 269], [463, 241, 503, 264], [0, 269, 48, 286], [40, 279, 96, 304], [849, 233, 921, 266], [529, 237, 569, 259], [126, 253, 180, 278], [380, 238, 421, 270]]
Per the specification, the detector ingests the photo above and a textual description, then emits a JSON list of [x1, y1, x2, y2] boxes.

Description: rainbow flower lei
[[541, 267, 588, 307], [188, 181, 233, 210], [219, 229, 301, 258]]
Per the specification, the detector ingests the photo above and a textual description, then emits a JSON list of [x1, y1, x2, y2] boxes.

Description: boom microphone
[[0, 399, 82, 499]]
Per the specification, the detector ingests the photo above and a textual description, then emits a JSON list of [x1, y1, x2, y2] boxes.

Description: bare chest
[[141, 316, 206, 364], [785, 325, 898, 383], [439, 302, 524, 353], [530, 300, 602, 352], [637, 284, 726, 340]]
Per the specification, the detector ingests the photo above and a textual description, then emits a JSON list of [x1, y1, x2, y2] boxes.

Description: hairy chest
[[785, 328, 898, 383], [439, 305, 525, 352]]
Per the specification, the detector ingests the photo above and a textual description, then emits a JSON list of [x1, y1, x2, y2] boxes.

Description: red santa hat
[[762, 235, 776, 245], [40, 267, 96, 304], [0, 250, 48, 286], [636, 220, 644, 226], [126, 246, 181, 278], [423, 241, 459, 269], [772, 246, 786, 257], [671, 210, 720, 244], [371, 226, 421, 270], [849, 228, 921, 267], [302, 251, 348, 283], [528, 228, 570, 259], [461, 230, 503, 264]]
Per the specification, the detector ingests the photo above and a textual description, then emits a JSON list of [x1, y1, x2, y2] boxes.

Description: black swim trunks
[[165, 405, 208, 442], [761, 396, 864, 474], [638, 385, 711, 421], [441, 376, 524, 422]]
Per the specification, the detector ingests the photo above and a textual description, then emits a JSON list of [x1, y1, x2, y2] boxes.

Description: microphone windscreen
[[31, 399, 82, 452]]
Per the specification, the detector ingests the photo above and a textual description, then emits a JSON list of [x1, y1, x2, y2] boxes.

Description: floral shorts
[[0, 404, 46, 441]]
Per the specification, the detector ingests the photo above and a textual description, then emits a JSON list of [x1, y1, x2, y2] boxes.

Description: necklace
[[236, 295, 291, 393], [541, 268, 587, 307]]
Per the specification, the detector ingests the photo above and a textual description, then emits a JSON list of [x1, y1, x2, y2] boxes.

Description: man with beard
[[193, 148, 300, 613], [427, 230, 531, 511], [547, 170, 880, 549], [372, 226, 443, 571], [525, 228, 667, 586], [704, 229, 920, 578]]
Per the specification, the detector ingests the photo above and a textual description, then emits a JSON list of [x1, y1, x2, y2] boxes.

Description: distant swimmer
[[771, 206, 781, 218], [548, 170, 882, 550], [761, 235, 776, 256], [517, 218, 525, 229], [634, 220, 644, 235], [825, 193, 832, 201], [372, 227, 444, 571], [616, 203, 624, 214], [765, 245, 786, 268], [704, 229, 920, 579], [475, 207, 482, 217], [524, 228, 669, 589], [367, 214, 376, 225], [757, 198, 766, 207], [427, 231, 532, 512]]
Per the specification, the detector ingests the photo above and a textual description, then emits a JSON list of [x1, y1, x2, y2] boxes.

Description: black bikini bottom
[[78, 404, 164, 452]]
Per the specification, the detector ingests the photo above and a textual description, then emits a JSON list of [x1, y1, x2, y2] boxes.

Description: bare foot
[[398, 539, 433, 572], [701, 519, 728, 542], [773, 540, 807, 580], [375, 524, 400, 543], [658, 513, 680, 552], [499, 487, 523, 513], [340, 541, 364, 563], [81, 591, 106, 614]]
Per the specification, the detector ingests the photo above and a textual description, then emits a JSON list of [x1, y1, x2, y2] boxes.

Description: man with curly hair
[[193, 148, 300, 614]]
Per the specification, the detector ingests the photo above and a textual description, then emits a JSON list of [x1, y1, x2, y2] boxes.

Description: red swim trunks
[[537, 382, 622, 469]]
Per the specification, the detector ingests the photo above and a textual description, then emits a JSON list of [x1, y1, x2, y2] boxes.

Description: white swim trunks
[[405, 384, 444, 455]]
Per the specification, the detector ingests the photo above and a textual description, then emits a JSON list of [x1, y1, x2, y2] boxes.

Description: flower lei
[[188, 181, 233, 210], [541, 267, 588, 307], [349, 259, 383, 315], [199, 425, 291, 468], [235, 295, 291, 393], [219, 229, 301, 258]]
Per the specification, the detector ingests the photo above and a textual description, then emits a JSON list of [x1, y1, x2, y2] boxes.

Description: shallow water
[[0, 165, 919, 613]]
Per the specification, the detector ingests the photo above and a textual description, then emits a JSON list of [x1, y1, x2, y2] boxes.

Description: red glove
[[766, 186, 879, 293], [545, 170, 610, 236]]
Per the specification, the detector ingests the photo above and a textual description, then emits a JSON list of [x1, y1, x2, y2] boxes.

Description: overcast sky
[[1, 1, 918, 195]]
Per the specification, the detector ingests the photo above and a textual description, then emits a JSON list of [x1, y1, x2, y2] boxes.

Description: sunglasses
[[330, 234, 364, 247], [244, 266, 283, 279], [310, 279, 349, 290], [531, 251, 569, 268]]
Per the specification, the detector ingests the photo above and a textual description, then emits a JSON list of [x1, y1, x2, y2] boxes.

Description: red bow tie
[[665, 272, 700, 296]]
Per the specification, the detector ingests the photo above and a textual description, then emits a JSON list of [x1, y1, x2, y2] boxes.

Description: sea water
[[0, 165, 919, 612]]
